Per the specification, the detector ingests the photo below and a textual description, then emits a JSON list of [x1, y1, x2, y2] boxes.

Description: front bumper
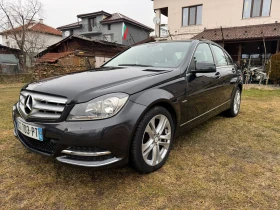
[[12, 100, 146, 169]]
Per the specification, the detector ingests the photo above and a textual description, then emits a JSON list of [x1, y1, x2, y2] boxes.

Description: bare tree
[[0, 0, 43, 70]]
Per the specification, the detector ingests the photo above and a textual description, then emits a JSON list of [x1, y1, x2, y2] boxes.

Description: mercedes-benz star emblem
[[24, 95, 33, 114]]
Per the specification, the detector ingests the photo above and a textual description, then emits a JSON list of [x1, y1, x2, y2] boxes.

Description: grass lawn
[[1, 84, 280, 209]]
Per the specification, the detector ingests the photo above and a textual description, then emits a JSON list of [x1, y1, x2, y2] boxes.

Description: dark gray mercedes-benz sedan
[[12, 40, 243, 173]]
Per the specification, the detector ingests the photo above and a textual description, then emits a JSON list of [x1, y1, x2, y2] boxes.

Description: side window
[[193, 43, 214, 63], [224, 52, 233, 65], [212, 45, 228, 66]]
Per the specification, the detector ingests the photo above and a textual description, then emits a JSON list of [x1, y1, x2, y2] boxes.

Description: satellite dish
[[64, 31, 70, 37], [153, 17, 161, 24]]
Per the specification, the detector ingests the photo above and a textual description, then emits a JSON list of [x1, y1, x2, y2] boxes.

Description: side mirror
[[191, 62, 216, 73]]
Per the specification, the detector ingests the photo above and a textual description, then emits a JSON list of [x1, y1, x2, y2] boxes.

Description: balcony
[[79, 23, 102, 35]]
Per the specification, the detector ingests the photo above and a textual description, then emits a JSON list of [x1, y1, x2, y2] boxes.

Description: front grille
[[18, 132, 58, 155], [19, 90, 67, 120]]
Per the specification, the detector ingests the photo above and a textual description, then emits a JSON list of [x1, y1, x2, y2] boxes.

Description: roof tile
[[1, 23, 62, 36], [38, 52, 73, 63], [101, 13, 154, 31], [193, 23, 280, 41]]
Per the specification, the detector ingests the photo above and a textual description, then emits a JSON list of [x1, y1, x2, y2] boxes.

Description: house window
[[88, 17, 97, 31], [182, 5, 203, 26], [104, 34, 113, 42], [108, 24, 111, 30], [243, 0, 272, 18]]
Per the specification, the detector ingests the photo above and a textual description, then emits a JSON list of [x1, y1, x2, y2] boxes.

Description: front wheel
[[130, 106, 174, 173], [225, 87, 241, 117]]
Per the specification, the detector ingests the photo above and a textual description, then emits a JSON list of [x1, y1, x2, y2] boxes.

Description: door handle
[[215, 72, 221, 79]]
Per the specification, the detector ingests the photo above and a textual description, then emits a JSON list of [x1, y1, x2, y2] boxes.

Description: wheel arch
[[237, 83, 243, 93], [129, 89, 180, 129], [127, 89, 180, 157]]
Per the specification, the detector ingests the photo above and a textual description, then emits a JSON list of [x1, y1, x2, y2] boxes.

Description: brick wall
[[33, 64, 87, 81], [33, 56, 95, 81]]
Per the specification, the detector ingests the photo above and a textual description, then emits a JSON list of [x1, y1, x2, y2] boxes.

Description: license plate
[[16, 119, 43, 141]]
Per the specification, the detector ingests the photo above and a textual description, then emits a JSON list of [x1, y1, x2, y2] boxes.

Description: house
[[0, 19, 63, 66], [152, 0, 280, 64], [34, 35, 127, 80], [0, 44, 21, 74], [57, 11, 154, 46], [193, 23, 280, 65]]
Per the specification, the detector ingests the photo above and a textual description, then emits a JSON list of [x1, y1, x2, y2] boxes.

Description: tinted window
[[212, 45, 228, 66], [194, 43, 214, 63], [224, 52, 233, 65], [104, 42, 191, 68]]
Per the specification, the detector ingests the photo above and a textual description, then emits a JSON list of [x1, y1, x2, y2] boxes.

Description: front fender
[[129, 89, 181, 128]]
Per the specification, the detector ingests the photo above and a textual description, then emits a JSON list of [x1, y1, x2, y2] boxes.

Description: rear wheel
[[225, 87, 241, 117], [130, 106, 174, 173]]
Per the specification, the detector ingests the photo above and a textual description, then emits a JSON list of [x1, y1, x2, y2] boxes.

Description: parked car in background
[[12, 40, 243, 173]]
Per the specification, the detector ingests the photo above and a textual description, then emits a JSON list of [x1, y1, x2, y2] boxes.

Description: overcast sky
[[0, 0, 158, 44], [41, 0, 155, 28]]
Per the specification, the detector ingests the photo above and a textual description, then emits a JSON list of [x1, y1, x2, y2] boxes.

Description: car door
[[223, 50, 237, 101], [211, 44, 236, 103], [180, 42, 221, 126]]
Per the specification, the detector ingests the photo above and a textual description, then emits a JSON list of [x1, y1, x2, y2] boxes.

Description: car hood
[[24, 67, 179, 104]]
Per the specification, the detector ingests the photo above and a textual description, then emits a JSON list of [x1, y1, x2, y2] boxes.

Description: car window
[[224, 52, 233, 65], [193, 43, 214, 63], [212, 45, 228, 66], [104, 42, 191, 68]]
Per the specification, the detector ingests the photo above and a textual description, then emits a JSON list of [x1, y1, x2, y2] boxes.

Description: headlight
[[67, 93, 129, 121]]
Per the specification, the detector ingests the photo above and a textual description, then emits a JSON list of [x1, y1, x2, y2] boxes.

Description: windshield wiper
[[118, 64, 154, 67]]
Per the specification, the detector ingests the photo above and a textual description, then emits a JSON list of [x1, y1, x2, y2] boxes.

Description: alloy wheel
[[233, 90, 241, 114], [142, 114, 172, 166]]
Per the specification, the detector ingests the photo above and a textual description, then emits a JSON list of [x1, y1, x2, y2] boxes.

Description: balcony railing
[[79, 23, 102, 35]]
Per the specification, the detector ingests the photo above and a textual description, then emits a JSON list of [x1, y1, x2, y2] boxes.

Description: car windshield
[[104, 42, 191, 68]]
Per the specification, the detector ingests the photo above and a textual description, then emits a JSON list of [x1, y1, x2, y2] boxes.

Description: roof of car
[[133, 39, 217, 46]]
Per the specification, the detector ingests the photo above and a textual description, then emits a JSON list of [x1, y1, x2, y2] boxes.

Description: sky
[[0, 0, 162, 44], [41, 0, 156, 29]]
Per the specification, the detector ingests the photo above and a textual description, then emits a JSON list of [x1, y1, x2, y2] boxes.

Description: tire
[[130, 106, 175, 174], [225, 87, 241, 117]]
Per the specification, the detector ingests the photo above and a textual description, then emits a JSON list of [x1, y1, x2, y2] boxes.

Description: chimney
[[39, 19, 43, 24]]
